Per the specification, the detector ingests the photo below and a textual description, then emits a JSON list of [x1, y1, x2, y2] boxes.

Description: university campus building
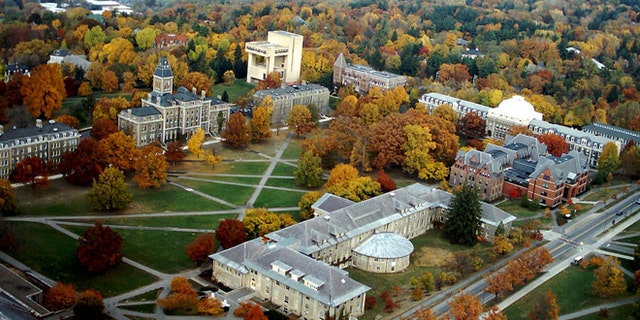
[[582, 122, 640, 152], [450, 134, 589, 207], [252, 83, 330, 125], [486, 96, 543, 140], [333, 53, 407, 94], [117, 57, 234, 147], [245, 31, 303, 84], [418, 92, 489, 120], [0, 120, 81, 180], [211, 184, 515, 319]]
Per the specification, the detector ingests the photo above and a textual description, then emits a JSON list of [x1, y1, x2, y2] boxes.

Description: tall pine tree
[[443, 183, 482, 246]]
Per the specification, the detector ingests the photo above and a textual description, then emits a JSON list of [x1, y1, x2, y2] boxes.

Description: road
[[397, 188, 640, 319]]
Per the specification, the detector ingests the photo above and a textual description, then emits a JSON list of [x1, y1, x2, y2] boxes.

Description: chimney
[[201, 90, 205, 99], [36, 119, 43, 128], [0, 124, 3, 136], [192, 87, 197, 94]]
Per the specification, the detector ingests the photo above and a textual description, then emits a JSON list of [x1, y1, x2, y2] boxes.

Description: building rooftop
[[583, 122, 640, 144], [0, 122, 78, 147], [352, 233, 414, 259], [129, 106, 162, 117], [489, 95, 542, 121], [419, 92, 490, 114], [253, 83, 329, 99], [311, 193, 356, 214], [154, 57, 173, 78], [0, 264, 49, 317], [529, 119, 613, 146]]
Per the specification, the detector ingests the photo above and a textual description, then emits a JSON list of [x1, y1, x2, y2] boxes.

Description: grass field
[[16, 180, 91, 216], [176, 179, 255, 205], [7, 222, 157, 296], [504, 267, 632, 320], [281, 137, 303, 159], [497, 199, 542, 218], [271, 163, 298, 176], [128, 184, 233, 212], [253, 188, 305, 208], [214, 161, 270, 176], [210, 79, 254, 104], [99, 213, 236, 229], [264, 178, 298, 189]]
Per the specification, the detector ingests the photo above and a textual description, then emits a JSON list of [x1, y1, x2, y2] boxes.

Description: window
[[284, 296, 289, 303]]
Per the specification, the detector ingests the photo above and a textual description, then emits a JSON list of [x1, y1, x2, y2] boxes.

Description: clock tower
[[153, 56, 173, 95]]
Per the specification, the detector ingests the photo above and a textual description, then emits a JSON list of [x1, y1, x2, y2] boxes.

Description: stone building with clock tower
[[118, 56, 234, 147]]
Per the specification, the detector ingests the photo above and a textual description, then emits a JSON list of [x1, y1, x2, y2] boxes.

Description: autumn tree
[[255, 71, 282, 91], [326, 163, 359, 188], [377, 170, 397, 192], [222, 112, 251, 148], [244, 303, 268, 320], [458, 112, 486, 139], [243, 208, 296, 239], [491, 235, 514, 258], [11, 156, 49, 189], [597, 142, 620, 177], [447, 293, 483, 320], [133, 143, 168, 189], [135, 27, 158, 50], [180, 72, 211, 96], [529, 291, 559, 320], [58, 138, 103, 186], [403, 124, 448, 180], [485, 269, 514, 300], [187, 127, 205, 157], [484, 306, 508, 320], [99, 131, 137, 172], [158, 277, 199, 314], [166, 141, 186, 165], [86, 167, 132, 211], [44, 282, 77, 311], [76, 222, 123, 273], [299, 191, 323, 220], [204, 151, 220, 169], [250, 104, 273, 142], [102, 70, 118, 93], [216, 219, 248, 249], [0, 179, 18, 216], [91, 118, 118, 141], [620, 145, 640, 179], [93, 97, 130, 122], [74, 289, 105, 320], [185, 233, 216, 264], [507, 125, 533, 137], [326, 176, 381, 202], [413, 307, 437, 319], [294, 150, 323, 188], [288, 104, 315, 136], [54, 115, 80, 129], [537, 133, 569, 157], [444, 183, 481, 246], [592, 257, 627, 298], [20, 64, 66, 119], [223, 70, 236, 86]]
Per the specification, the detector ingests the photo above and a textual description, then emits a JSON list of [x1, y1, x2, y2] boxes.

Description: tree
[[537, 133, 569, 157], [187, 127, 205, 157], [620, 145, 640, 179], [294, 150, 323, 188], [91, 118, 118, 141], [44, 282, 77, 311], [0, 179, 18, 216], [483, 306, 508, 320], [414, 307, 437, 320], [250, 105, 273, 142], [244, 303, 268, 320], [58, 138, 103, 186], [158, 277, 199, 314], [485, 269, 514, 300], [84, 26, 106, 48], [458, 112, 486, 139], [54, 115, 80, 129], [102, 70, 118, 93], [78, 82, 92, 96], [255, 71, 282, 91], [243, 208, 296, 239], [86, 167, 132, 211], [491, 235, 514, 258], [74, 289, 104, 319], [592, 257, 627, 298], [597, 142, 620, 176], [216, 219, 248, 249], [166, 141, 186, 165], [20, 64, 66, 119], [204, 151, 220, 169], [447, 293, 483, 320], [180, 72, 211, 96], [133, 143, 168, 189], [135, 27, 158, 50], [377, 170, 397, 192], [99, 131, 137, 172], [186, 233, 215, 264], [222, 112, 251, 148], [326, 176, 381, 202], [529, 291, 559, 320], [444, 183, 482, 246], [11, 156, 49, 189], [223, 70, 236, 86], [508, 125, 533, 137], [326, 163, 360, 189], [403, 124, 448, 180], [76, 222, 123, 273], [288, 105, 315, 136], [299, 191, 323, 220], [93, 97, 130, 122]]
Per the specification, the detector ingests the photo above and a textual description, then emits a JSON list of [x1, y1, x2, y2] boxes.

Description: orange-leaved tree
[[180, 72, 211, 96], [54, 115, 80, 129], [287, 104, 315, 137], [185, 233, 215, 264], [158, 277, 199, 314], [165, 140, 186, 165], [98, 131, 137, 172], [528, 291, 559, 320], [215, 219, 247, 249], [537, 133, 569, 157], [221, 112, 251, 148], [20, 63, 66, 119], [133, 143, 168, 189], [44, 282, 77, 311], [447, 292, 483, 320], [74, 289, 104, 319], [250, 101, 273, 142]]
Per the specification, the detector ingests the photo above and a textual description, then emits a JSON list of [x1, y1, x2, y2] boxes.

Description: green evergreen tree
[[86, 167, 132, 211], [443, 183, 482, 246], [294, 151, 323, 188], [494, 221, 506, 237]]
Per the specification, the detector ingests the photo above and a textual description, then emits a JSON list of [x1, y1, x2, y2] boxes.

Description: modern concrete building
[[211, 184, 515, 319], [0, 264, 51, 319], [252, 83, 330, 125], [418, 92, 490, 120], [486, 95, 543, 140], [333, 53, 406, 94], [245, 31, 303, 84], [528, 119, 620, 168], [582, 122, 640, 152], [0, 120, 81, 179], [118, 57, 234, 147]]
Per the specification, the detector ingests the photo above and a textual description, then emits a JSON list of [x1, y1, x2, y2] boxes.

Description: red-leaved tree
[[377, 170, 397, 193], [185, 233, 215, 264], [11, 156, 49, 189], [76, 222, 123, 273], [216, 219, 248, 249], [58, 138, 103, 186], [44, 282, 77, 311], [537, 133, 569, 157]]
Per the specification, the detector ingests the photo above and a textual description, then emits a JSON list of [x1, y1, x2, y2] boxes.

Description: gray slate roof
[[253, 83, 329, 100], [455, 149, 503, 178], [154, 57, 173, 77], [528, 150, 588, 187], [352, 233, 414, 259], [311, 193, 355, 214], [583, 122, 640, 144], [529, 119, 613, 146], [147, 87, 227, 108], [0, 123, 78, 147]]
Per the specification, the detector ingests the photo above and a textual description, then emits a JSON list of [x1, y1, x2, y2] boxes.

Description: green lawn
[[7, 222, 157, 296], [190, 175, 262, 185], [497, 199, 542, 218], [281, 137, 303, 159], [265, 178, 299, 189], [100, 213, 236, 229], [504, 267, 632, 320], [253, 188, 305, 208], [176, 179, 255, 206], [572, 304, 635, 320], [271, 163, 298, 176], [214, 161, 270, 176], [129, 184, 233, 212], [210, 79, 254, 104]]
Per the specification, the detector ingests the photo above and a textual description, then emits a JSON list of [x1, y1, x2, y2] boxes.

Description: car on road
[[636, 198, 640, 204], [572, 256, 583, 266], [616, 211, 624, 216]]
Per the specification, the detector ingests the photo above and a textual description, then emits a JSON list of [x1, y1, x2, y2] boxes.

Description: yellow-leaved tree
[[187, 127, 205, 158], [403, 124, 448, 180], [20, 64, 66, 119], [250, 97, 273, 142]]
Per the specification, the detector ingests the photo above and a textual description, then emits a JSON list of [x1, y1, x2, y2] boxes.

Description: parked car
[[571, 256, 583, 266]]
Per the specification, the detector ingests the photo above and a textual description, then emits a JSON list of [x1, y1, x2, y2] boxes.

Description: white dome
[[491, 95, 543, 121]]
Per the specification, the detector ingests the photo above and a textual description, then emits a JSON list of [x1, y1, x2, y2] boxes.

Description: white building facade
[[245, 31, 303, 84], [486, 95, 543, 140]]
